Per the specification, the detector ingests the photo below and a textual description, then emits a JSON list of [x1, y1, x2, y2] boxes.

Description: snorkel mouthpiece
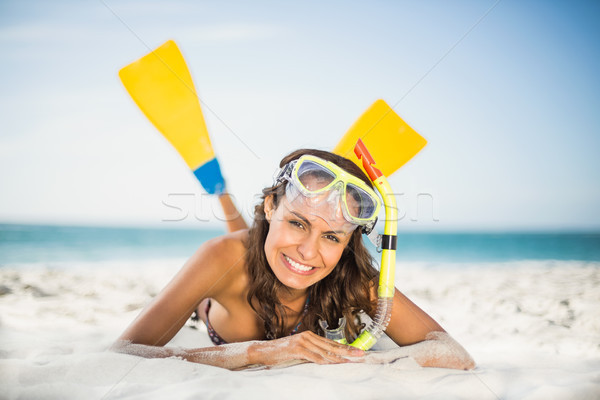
[[319, 318, 348, 345]]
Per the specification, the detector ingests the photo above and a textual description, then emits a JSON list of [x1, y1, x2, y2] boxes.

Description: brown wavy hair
[[245, 149, 378, 341]]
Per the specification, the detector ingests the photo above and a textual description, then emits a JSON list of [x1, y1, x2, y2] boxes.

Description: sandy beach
[[1, 259, 598, 399]]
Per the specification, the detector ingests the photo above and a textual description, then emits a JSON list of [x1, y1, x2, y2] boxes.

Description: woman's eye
[[324, 234, 340, 243], [289, 220, 305, 230]]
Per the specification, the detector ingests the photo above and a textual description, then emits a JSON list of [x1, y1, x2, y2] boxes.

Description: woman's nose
[[297, 233, 319, 261]]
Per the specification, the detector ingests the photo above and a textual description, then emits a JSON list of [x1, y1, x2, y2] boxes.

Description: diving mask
[[275, 155, 381, 234]]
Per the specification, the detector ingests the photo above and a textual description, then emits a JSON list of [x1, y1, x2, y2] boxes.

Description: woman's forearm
[[110, 340, 257, 370], [408, 331, 475, 369], [363, 332, 475, 370]]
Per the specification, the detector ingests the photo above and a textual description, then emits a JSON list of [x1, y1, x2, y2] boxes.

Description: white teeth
[[284, 256, 314, 272]]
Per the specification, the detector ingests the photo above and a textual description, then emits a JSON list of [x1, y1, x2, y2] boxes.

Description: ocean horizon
[[1, 222, 599, 266]]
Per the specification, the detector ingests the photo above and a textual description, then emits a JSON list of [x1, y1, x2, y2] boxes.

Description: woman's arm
[[378, 288, 475, 370], [110, 339, 254, 370], [112, 332, 364, 370]]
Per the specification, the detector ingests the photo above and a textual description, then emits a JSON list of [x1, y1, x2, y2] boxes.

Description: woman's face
[[263, 193, 355, 292]]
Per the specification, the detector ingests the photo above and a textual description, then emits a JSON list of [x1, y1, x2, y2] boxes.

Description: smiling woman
[[113, 149, 474, 370]]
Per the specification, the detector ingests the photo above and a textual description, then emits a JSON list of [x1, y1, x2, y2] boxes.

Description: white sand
[[1, 259, 599, 399]]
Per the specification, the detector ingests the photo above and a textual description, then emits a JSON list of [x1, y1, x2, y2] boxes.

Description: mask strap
[[365, 226, 382, 252], [274, 160, 296, 184]]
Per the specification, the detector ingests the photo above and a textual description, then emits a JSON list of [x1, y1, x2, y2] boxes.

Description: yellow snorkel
[[349, 139, 397, 350], [319, 138, 397, 350]]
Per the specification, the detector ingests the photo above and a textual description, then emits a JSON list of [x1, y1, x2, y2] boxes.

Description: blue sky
[[1, 0, 598, 231]]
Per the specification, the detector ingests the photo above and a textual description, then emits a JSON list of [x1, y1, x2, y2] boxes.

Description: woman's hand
[[360, 331, 475, 370], [247, 331, 365, 368]]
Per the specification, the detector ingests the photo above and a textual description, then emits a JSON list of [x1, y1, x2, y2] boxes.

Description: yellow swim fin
[[119, 40, 225, 194], [334, 99, 427, 177]]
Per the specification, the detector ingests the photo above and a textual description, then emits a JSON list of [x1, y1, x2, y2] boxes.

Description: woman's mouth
[[282, 254, 317, 275]]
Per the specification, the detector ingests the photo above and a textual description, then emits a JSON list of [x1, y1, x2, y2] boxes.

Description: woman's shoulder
[[179, 229, 249, 296], [193, 229, 248, 264], [210, 228, 248, 246]]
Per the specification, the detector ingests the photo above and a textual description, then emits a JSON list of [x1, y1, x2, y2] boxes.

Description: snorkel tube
[[349, 139, 397, 350]]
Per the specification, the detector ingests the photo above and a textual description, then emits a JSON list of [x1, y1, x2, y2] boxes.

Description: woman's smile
[[282, 254, 318, 275]]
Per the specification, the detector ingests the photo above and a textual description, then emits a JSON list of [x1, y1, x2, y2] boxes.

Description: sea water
[[0, 223, 224, 265], [1, 223, 599, 267], [392, 232, 600, 262]]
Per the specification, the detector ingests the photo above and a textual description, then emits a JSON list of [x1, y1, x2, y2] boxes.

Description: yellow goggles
[[276, 155, 381, 232]]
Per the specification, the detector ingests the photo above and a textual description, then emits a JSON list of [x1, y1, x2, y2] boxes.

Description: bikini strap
[[289, 294, 311, 335]]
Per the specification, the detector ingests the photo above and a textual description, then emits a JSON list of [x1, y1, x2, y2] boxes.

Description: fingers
[[248, 331, 366, 367], [288, 331, 364, 365]]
